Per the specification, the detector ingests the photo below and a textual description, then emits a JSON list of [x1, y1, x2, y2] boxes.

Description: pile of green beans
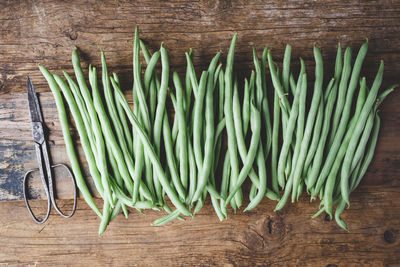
[[40, 28, 396, 234]]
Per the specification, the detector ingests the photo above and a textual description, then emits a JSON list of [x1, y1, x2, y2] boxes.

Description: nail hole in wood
[[384, 229, 395, 244]]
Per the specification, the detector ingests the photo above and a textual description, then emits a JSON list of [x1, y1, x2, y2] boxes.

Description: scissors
[[23, 77, 77, 224]]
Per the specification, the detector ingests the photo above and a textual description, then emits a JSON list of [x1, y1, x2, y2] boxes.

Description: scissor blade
[[27, 76, 43, 123]]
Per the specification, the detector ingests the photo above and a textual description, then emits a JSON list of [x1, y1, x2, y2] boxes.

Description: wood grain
[[0, 0, 400, 265]]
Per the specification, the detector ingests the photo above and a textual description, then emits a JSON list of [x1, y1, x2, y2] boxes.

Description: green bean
[[131, 80, 156, 202], [91, 66, 133, 206], [253, 48, 264, 109], [225, 33, 243, 209], [219, 150, 231, 218], [257, 47, 272, 158], [186, 51, 199, 98], [193, 191, 205, 215], [316, 41, 368, 195], [324, 44, 342, 104], [323, 77, 368, 218], [153, 44, 170, 155], [71, 50, 116, 202], [110, 199, 124, 221], [245, 142, 267, 211], [347, 87, 395, 190], [274, 72, 307, 211], [306, 78, 337, 191], [271, 88, 280, 193], [334, 198, 349, 232], [282, 61, 306, 201], [302, 99, 324, 181], [98, 200, 111, 235], [133, 27, 151, 133], [106, 145, 128, 217], [277, 69, 304, 188], [296, 180, 304, 201], [55, 72, 107, 204], [115, 86, 192, 216], [249, 184, 257, 202], [138, 43, 164, 203], [267, 50, 290, 119], [232, 76, 247, 167], [226, 101, 261, 204], [63, 72, 98, 158], [296, 59, 307, 146], [210, 188, 225, 221], [112, 76, 134, 155], [289, 73, 296, 95], [350, 114, 381, 191], [162, 112, 186, 200], [214, 118, 226, 152], [139, 40, 159, 125], [314, 77, 367, 196], [282, 44, 292, 93], [66, 73, 127, 220], [101, 52, 137, 199], [242, 78, 250, 136], [233, 71, 275, 197], [172, 72, 189, 190], [340, 61, 384, 205], [39, 65, 102, 217], [144, 51, 160, 91], [192, 52, 221, 202], [329, 46, 352, 146], [152, 209, 182, 226], [88, 67, 116, 206], [184, 48, 194, 120], [193, 71, 209, 171], [139, 39, 151, 66], [187, 138, 197, 205], [291, 45, 324, 202], [349, 109, 375, 176]]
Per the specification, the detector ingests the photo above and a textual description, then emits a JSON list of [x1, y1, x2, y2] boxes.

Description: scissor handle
[[23, 168, 51, 224], [49, 163, 77, 219]]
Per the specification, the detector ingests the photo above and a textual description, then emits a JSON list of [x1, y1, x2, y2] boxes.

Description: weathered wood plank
[[0, 187, 399, 266], [0, 0, 400, 265]]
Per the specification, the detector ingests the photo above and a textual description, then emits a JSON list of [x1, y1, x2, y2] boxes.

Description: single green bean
[[282, 44, 292, 93], [153, 43, 170, 155], [242, 78, 250, 136], [133, 27, 151, 133], [350, 114, 381, 191]]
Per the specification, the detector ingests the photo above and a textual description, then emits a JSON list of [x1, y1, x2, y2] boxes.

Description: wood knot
[[62, 29, 78, 41], [69, 32, 78, 40], [326, 264, 338, 267], [384, 229, 396, 244], [217, 0, 232, 11], [261, 214, 286, 241]]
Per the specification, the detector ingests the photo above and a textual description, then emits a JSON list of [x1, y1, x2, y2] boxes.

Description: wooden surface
[[0, 0, 400, 265]]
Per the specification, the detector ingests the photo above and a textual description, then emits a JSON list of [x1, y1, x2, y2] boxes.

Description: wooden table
[[1, 0, 399, 265]]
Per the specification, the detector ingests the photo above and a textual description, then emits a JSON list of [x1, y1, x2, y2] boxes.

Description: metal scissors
[[23, 77, 77, 224]]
